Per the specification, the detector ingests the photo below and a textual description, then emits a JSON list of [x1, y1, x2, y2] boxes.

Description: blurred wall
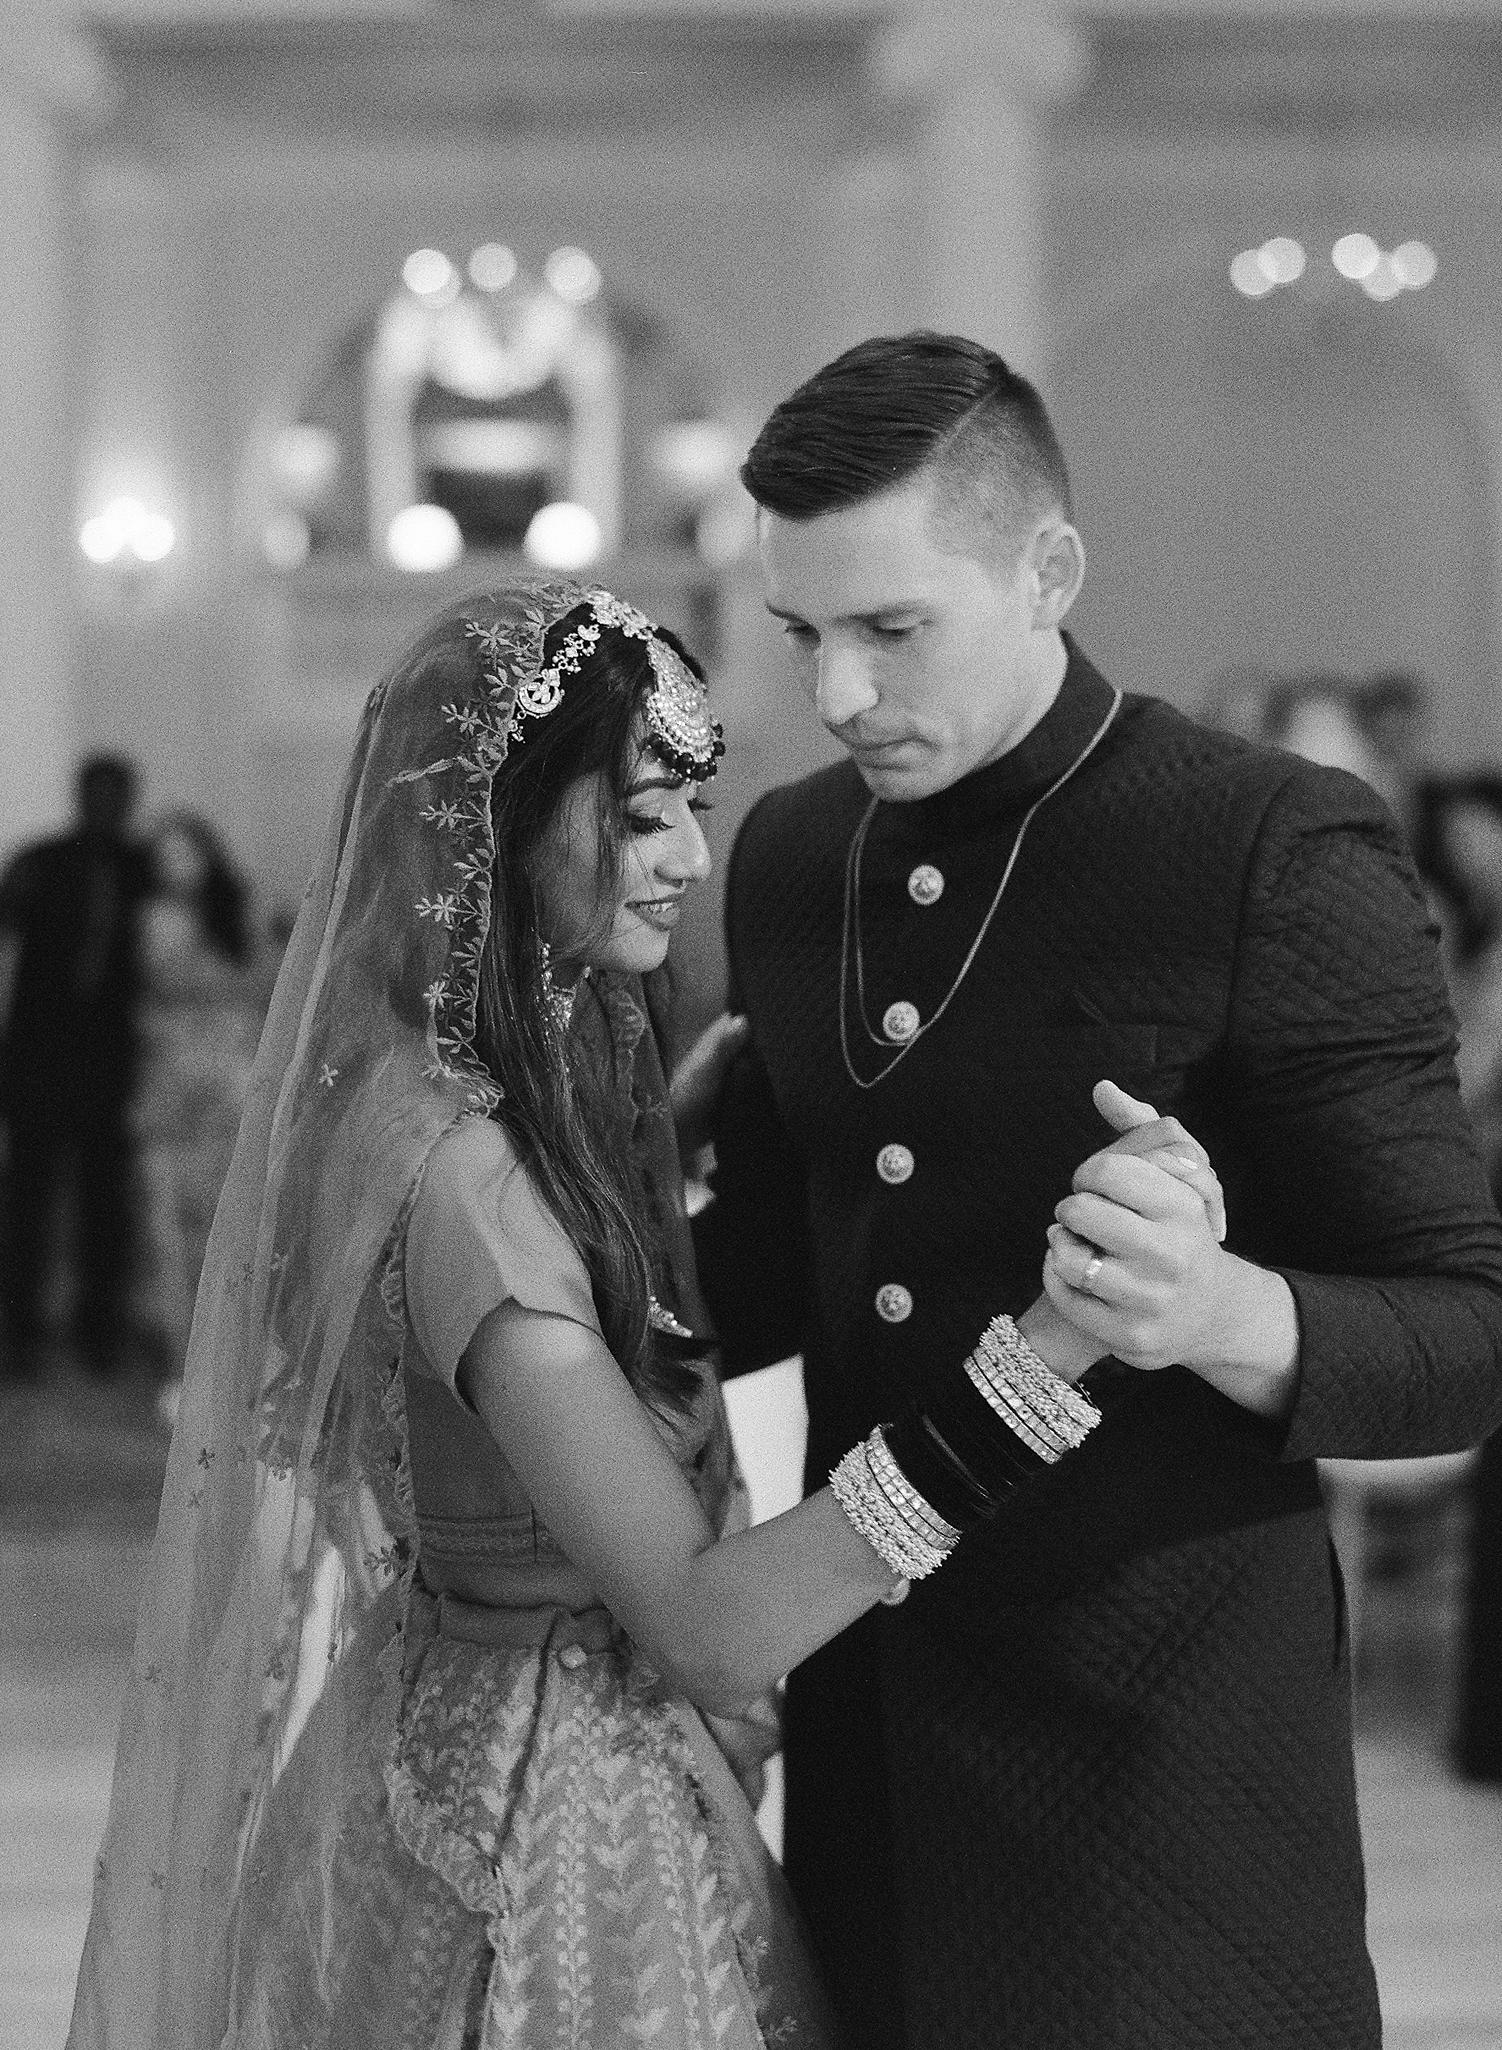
[[69, 18, 899, 921], [56, 4, 1059, 1028], [1046, 16, 1502, 768], [25, 5, 1502, 1023]]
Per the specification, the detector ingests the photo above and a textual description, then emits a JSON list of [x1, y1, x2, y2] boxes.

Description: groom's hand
[[670, 1012, 751, 1167], [1042, 1080, 1300, 1417]]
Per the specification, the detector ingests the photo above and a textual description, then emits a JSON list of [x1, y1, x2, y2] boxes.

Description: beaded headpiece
[[481, 587, 724, 782]]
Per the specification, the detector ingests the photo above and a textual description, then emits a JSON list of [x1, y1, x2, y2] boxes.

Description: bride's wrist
[[1016, 1295, 1109, 1386]]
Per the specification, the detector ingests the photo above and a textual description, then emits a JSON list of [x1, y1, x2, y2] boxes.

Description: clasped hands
[[674, 1019, 1299, 1417], [1046, 1080, 1300, 1416], [1045, 1079, 1229, 1372]]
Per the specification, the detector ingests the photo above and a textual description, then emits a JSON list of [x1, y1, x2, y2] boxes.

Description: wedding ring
[[1081, 1253, 1105, 1294]]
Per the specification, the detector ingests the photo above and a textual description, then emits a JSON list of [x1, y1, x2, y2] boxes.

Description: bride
[[69, 578, 1220, 2049]]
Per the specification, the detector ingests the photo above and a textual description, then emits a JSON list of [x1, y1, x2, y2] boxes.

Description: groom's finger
[[1093, 1078, 1159, 1131], [1093, 1079, 1210, 1168]]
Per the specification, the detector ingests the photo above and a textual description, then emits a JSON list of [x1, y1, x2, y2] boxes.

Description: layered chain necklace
[[839, 688, 1123, 1089]]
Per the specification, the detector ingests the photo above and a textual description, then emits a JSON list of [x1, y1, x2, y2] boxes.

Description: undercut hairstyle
[[741, 331, 1073, 565]]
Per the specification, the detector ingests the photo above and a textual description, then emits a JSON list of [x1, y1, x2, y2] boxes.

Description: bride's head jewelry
[[470, 589, 724, 782]]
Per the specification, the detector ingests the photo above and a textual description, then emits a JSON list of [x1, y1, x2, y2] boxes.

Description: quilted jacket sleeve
[[1225, 764, 1502, 1458]]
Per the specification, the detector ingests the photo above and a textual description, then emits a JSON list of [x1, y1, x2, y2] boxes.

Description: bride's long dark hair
[[473, 603, 705, 1412]]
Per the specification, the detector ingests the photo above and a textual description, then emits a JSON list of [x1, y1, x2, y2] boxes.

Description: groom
[[686, 332, 1502, 2048]]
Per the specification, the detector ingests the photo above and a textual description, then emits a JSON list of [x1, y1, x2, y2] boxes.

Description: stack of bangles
[[829, 1313, 1104, 1594]]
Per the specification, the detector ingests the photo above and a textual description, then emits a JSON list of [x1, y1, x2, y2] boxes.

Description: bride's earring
[[539, 941, 578, 1033]]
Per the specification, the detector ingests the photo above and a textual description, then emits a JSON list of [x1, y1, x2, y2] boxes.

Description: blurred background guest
[[1199, 662, 1279, 743], [0, 754, 153, 1381], [1259, 672, 1391, 784], [1455, 1423, 1502, 1785], [1412, 775, 1502, 1787], [1207, 668, 1436, 852], [1358, 668, 1432, 842], [130, 810, 261, 1413], [1412, 773, 1502, 1178]]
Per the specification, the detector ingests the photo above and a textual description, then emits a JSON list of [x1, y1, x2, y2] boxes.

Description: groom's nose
[[815, 644, 879, 730]]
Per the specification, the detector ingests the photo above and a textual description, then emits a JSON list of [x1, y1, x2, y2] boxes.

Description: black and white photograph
[[3, 3, 1501, 2046]]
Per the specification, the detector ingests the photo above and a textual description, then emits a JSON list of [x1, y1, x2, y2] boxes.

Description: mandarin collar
[[903, 634, 1121, 835]]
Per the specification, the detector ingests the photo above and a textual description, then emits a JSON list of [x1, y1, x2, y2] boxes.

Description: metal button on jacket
[[875, 1282, 913, 1323], [883, 1000, 920, 1043], [877, 1143, 915, 1185], [907, 863, 944, 906]]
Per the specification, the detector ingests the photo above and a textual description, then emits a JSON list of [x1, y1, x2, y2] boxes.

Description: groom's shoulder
[[1118, 687, 1284, 791], [1113, 687, 1385, 839]]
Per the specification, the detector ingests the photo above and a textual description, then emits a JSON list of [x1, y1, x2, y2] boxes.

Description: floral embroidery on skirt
[[227, 1591, 828, 2050]]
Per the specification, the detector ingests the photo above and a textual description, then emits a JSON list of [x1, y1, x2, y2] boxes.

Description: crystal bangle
[[830, 1432, 956, 1581], [964, 1314, 1102, 1460]]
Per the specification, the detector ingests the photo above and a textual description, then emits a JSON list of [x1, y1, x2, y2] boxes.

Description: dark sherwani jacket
[[694, 641, 1502, 2050]]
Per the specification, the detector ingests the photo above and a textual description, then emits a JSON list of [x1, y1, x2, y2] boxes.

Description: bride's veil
[[67, 577, 611, 2049]]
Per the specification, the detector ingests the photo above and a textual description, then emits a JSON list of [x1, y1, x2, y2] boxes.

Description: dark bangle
[[884, 1407, 999, 1530]]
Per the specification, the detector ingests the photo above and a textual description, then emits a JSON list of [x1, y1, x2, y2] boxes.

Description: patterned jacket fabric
[[695, 640, 1502, 2050]]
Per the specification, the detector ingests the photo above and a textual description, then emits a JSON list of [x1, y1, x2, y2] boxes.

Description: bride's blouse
[[401, 1114, 735, 1614]]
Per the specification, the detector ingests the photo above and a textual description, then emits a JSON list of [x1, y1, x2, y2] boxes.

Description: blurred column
[[878, 0, 1087, 377], [0, 11, 110, 860]]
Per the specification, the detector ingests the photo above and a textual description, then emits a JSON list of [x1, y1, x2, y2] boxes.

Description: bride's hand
[[1078, 1079, 1226, 1241]]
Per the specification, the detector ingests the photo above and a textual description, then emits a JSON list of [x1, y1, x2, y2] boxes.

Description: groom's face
[[758, 471, 1059, 803]]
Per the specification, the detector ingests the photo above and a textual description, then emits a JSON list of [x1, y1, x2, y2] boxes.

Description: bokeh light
[[468, 243, 518, 292], [1361, 254, 1404, 302], [1392, 240, 1437, 290], [523, 500, 603, 570], [386, 503, 463, 572], [402, 248, 459, 302], [544, 246, 603, 305], [1331, 233, 1381, 281], [1257, 236, 1306, 285], [651, 421, 741, 498], [132, 511, 176, 563], [273, 424, 340, 501], [1229, 249, 1276, 298], [79, 496, 177, 566]]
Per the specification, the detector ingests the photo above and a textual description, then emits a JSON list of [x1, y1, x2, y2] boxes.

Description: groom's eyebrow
[[765, 600, 922, 626]]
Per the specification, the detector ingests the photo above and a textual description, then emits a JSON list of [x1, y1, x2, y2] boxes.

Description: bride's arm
[[457, 1303, 904, 1715]]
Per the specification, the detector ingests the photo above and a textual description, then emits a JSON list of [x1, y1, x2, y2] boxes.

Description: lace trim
[[378, 1348, 416, 1531], [400, 584, 580, 1102], [383, 1756, 504, 1920]]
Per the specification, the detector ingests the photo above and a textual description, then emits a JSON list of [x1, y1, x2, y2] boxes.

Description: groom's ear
[[1029, 521, 1085, 629]]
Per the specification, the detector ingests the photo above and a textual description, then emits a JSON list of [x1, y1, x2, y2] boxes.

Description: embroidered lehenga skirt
[[229, 1585, 830, 2050]]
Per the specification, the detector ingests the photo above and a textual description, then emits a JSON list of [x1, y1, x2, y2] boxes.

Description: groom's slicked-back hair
[[740, 331, 1072, 564]]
